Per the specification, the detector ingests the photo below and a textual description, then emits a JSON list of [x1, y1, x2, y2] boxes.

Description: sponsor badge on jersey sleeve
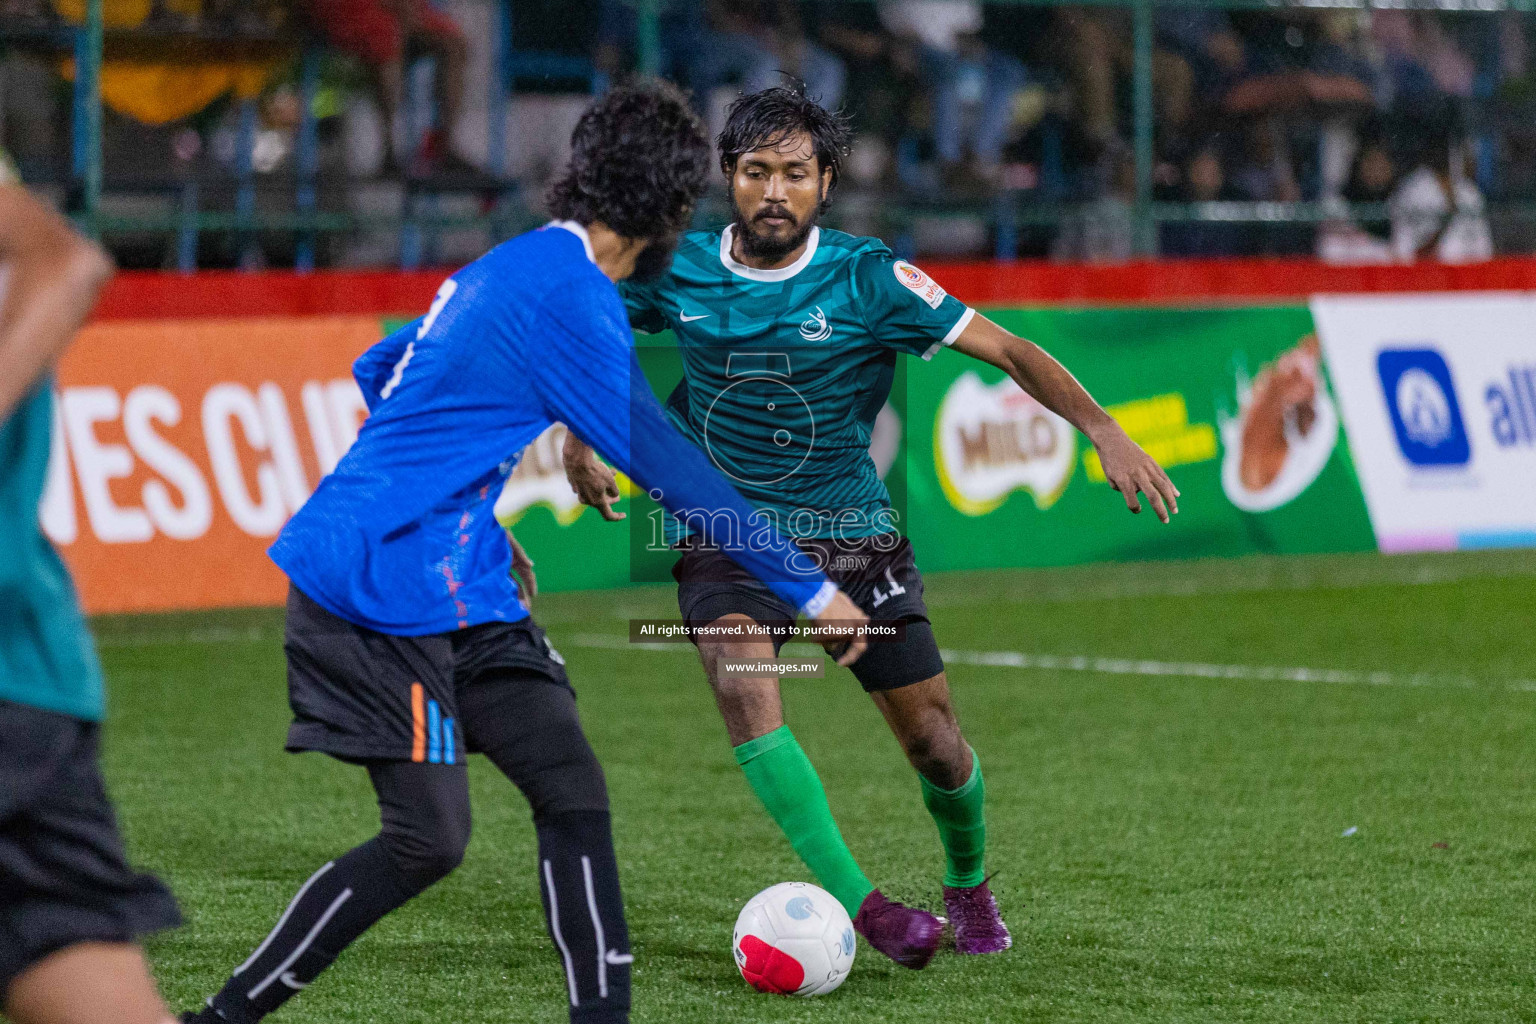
[[893, 260, 947, 310]]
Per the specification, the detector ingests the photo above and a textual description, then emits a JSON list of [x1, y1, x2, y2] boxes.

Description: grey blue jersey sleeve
[[524, 292, 834, 616], [852, 252, 976, 360]]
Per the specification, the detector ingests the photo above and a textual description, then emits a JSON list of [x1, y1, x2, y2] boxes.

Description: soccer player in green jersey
[[563, 87, 1178, 967], [0, 154, 183, 1024]]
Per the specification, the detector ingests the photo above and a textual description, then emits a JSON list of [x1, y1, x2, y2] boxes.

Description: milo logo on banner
[[934, 371, 1076, 516]]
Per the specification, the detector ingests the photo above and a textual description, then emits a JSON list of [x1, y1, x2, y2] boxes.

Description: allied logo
[[935, 371, 1076, 515], [799, 306, 833, 342], [893, 260, 946, 310], [1487, 363, 1536, 448], [1376, 348, 1470, 466]]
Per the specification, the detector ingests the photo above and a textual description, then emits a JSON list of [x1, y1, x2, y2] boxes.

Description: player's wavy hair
[[718, 85, 852, 212], [546, 81, 710, 239]]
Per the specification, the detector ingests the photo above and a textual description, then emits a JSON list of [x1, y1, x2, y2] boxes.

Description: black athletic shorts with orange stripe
[[283, 586, 571, 764]]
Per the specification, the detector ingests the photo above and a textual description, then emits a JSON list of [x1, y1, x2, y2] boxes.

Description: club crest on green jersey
[[799, 306, 833, 342], [894, 260, 947, 310]]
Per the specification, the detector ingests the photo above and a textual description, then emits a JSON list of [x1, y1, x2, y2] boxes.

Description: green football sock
[[733, 725, 875, 917], [920, 748, 987, 888]]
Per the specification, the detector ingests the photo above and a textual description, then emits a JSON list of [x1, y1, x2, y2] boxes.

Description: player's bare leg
[[5, 942, 176, 1024], [872, 672, 1011, 954], [696, 614, 783, 745], [869, 672, 971, 788], [697, 614, 942, 968]]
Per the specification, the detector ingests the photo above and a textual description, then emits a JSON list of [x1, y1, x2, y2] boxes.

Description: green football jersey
[[621, 225, 973, 540], [0, 144, 105, 721], [0, 383, 106, 721]]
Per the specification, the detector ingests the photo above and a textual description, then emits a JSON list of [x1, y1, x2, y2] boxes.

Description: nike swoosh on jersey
[[679, 313, 711, 322]]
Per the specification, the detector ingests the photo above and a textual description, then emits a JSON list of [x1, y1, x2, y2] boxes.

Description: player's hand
[[507, 530, 538, 608], [1091, 425, 1180, 524], [562, 434, 626, 522], [811, 589, 869, 667]]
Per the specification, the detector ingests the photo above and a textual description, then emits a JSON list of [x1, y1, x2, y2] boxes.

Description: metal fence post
[[235, 97, 259, 268], [1132, 0, 1155, 256], [637, 0, 661, 78], [72, 0, 104, 236], [488, 0, 509, 179], [296, 47, 322, 272]]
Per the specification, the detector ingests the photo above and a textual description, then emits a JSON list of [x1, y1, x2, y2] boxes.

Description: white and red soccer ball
[[732, 882, 856, 996]]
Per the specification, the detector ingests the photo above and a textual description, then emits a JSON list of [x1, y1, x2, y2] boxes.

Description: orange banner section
[[50, 316, 381, 615]]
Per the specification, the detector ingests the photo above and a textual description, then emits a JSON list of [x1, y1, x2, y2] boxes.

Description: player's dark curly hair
[[546, 81, 711, 239], [717, 85, 852, 209]]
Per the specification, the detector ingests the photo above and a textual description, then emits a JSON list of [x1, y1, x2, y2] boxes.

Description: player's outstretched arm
[[560, 427, 867, 663], [0, 183, 114, 422], [561, 433, 627, 521], [506, 528, 537, 608], [528, 307, 867, 663], [950, 313, 1181, 523]]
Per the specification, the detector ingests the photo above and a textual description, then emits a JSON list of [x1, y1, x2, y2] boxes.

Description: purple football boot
[[853, 890, 944, 969], [942, 880, 1012, 954]]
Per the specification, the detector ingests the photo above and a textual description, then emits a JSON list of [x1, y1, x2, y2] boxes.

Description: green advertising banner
[[904, 305, 1376, 571], [487, 305, 1377, 592]]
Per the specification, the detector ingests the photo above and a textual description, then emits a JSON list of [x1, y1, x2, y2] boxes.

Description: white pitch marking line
[[567, 634, 1534, 693]]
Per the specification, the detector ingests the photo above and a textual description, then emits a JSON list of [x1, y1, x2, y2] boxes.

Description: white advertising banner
[[1311, 293, 1536, 553]]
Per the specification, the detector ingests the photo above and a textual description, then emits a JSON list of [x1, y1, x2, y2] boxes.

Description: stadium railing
[[11, 0, 1536, 267]]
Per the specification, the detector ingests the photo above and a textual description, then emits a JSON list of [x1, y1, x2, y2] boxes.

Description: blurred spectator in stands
[[1390, 104, 1492, 262], [1372, 11, 1476, 105], [596, 0, 844, 111], [1053, 9, 1196, 151], [1227, 119, 1300, 202], [594, 0, 704, 88], [1160, 138, 1250, 257], [1154, 8, 1247, 138], [305, 0, 469, 177], [1317, 130, 1397, 263], [693, 0, 845, 109], [1052, 145, 1135, 262], [1222, 12, 1373, 118], [877, 0, 1028, 190], [1, 0, 53, 21], [812, 1, 914, 148]]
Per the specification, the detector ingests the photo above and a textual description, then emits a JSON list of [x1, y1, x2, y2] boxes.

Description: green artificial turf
[[93, 549, 1536, 1023]]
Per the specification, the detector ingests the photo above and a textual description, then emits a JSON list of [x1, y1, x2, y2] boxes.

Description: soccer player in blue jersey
[[563, 86, 1179, 966], [0, 156, 183, 1024], [182, 84, 868, 1024]]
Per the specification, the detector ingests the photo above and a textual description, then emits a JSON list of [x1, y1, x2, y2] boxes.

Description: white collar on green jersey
[[547, 220, 596, 264], [719, 224, 820, 282]]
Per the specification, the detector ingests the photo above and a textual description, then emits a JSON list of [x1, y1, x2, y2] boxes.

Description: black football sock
[[206, 837, 418, 1023], [536, 810, 633, 1024], [206, 761, 470, 1023]]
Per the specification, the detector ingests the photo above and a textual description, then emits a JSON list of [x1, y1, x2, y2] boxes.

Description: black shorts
[[284, 586, 572, 764], [0, 701, 181, 996], [673, 534, 945, 692]]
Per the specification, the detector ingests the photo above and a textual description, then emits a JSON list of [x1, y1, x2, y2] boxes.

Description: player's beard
[[632, 232, 681, 283], [734, 201, 820, 263]]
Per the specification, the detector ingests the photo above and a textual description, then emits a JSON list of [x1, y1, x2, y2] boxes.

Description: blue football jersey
[[270, 222, 832, 635]]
